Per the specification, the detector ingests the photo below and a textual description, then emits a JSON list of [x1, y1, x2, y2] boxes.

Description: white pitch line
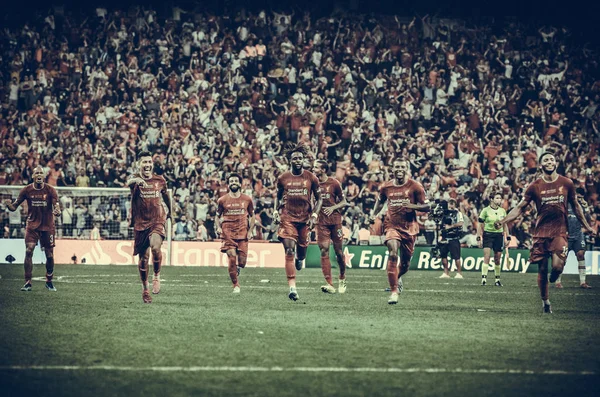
[[0, 365, 594, 376], [11, 277, 599, 295]]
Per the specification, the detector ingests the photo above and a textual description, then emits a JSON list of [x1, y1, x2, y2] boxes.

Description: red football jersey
[[318, 177, 344, 226], [277, 170, 320, 223], [217, 193, 254, 239], [130, 175, 167, 231], [17, 184, 58, 231], [378, 179, 428, 236], [523, 175, 575, 238]]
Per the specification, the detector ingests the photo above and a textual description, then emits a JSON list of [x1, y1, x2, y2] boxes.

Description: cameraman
[[439, 199, 465, 279]]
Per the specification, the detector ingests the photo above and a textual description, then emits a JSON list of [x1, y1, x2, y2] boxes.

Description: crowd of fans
[[1, 6, 599, 248]]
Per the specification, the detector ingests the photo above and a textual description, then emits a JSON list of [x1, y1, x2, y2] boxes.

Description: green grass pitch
[[0, 264, 599, 397]]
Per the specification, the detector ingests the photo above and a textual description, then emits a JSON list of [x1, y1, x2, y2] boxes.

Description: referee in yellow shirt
[[477, 192, 509, 286]]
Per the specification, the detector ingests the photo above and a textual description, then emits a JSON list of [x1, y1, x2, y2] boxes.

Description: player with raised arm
[[215, 173, 255, 294], [477, 192, 509, 286], [369, 159, 430, 305], [127, 151, 172, 304], [313, 160, 349, 294], [496, 153, 595, 313], [5, 166, 60, 291], [274, 144, 322, 301], [555, 188, 593, 289]]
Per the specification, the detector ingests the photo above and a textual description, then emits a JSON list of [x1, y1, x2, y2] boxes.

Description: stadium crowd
[[0, 6, 599, 248]]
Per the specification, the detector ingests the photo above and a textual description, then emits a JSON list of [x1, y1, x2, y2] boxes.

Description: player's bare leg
[[233, 249, 247, 294], [441, 258, 451, 278], [21, 243, 36, 291], [226, 248, 240, 292], [537, 260, 551, 313], [139, 248, 152, 303], [386, 240, 401, 304], [150, 234, 163, 295], [454, 259, 463, 279], [319, 242, 335, 294], [283, 239, 299, 301], [333, 240, 346, 294], [576, 250, 591, 288], [481, 247, 492, 285], [398, 249, 412, 293], [45, 247, 57, 291], [493, 251, 502, 286]]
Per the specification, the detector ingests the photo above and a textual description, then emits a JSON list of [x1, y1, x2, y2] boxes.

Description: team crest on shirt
[[558, 186, 563, 194], [303, 181, 308, 187], [42, 194, 47, 200]]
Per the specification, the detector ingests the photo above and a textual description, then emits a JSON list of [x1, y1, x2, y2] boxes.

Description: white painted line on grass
[[12, 277, 598, 296], [0, 365, 595, 376]]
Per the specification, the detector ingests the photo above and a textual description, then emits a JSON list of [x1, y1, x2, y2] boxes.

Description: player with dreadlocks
[[274, 144, 322, 301]]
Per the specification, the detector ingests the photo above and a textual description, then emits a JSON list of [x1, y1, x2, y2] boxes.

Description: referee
[[477, 192, 509, 286]]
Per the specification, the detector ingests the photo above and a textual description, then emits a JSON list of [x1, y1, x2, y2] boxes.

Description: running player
[[127, 151, 172, 304], [496, 153, 595, 313], [313, 160, 349, 294], [215, 173, 255, 294], [477, 192, 509, 286], [555, 188, 592, 289], [6, 166, 60, 291], [369, 159, 430, 305], [274, 144, 322, 301]]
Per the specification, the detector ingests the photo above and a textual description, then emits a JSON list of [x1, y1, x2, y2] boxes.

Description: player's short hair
[[227, 173, 242, 184], [392, 158, 409, 166], [575, 187, 585, 196], [538, 152, 556, 164], [315, 160, 329, 173], [448, 198, 457, 206], [137, 151, 153, 160]]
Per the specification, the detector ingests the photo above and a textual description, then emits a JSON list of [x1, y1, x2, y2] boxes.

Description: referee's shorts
[[483, 231, 504, 253]]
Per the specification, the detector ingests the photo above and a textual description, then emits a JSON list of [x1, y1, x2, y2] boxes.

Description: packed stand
[[0, 6, 599, 248]]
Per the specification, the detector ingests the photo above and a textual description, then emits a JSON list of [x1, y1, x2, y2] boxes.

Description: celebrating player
[[274, 144, 322, 301], [6, 166, 60, 291], [477, 192, 509, 286], [313, 160, 349, 294], [215, 173, 255, 294], [555, 188, 592, 289], [496, 153, 595, 313], [369, 159, 430, 305], [127, 151, 172, 304]]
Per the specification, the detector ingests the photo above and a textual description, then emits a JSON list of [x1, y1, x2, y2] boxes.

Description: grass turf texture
[[0, 264, 599, 397]]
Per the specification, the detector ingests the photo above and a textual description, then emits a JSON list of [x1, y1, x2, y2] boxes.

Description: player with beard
[[274, 144, 322, 301], [369, 159, 430, 305], [216, 173, 255, 293], [6, 166, 60, 291], [313, 160, 349, 294], [127, 151, 172, 304], [496, 153, 595, 313]]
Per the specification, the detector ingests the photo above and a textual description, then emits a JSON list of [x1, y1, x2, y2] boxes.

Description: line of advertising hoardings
[[0, 240, 598, 275]]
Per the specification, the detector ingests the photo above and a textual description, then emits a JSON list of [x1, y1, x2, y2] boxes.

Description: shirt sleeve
[[523, 183, 536, 205], [378, 184, 387, 202], [50, 187, 59, 205], [414, 182, 428, 204], [247, 197, 255, 215], [216, 199, 224, 216], [478, 207, 487, 222], [456, 211, 464, 223]]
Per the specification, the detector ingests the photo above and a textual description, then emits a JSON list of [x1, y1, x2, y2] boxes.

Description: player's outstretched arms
[[495, 199, 528, 229]]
